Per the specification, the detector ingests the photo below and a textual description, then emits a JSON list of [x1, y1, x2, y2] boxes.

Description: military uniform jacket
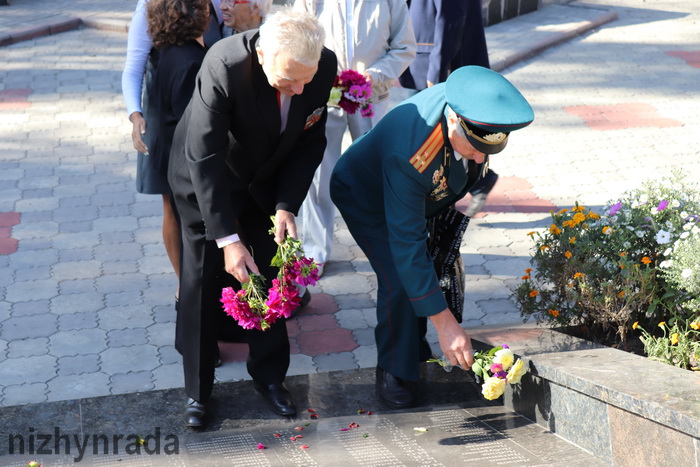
[[332, 83, 487, 317], [168, 30, 337, 240]]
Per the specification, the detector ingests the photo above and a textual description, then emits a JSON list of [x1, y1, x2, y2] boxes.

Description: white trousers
[[301, 99, 389, 264]]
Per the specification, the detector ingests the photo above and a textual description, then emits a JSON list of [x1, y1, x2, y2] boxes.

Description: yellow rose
[[507, 358, 528, 385], [481, 376, 506, 400], [493, 348, 515, 370]]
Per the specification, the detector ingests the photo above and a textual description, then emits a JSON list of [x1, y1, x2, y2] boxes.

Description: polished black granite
[[0, 365, 604, 465]]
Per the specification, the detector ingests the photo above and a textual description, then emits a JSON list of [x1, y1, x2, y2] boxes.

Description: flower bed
[[515, 172, 700, 370]]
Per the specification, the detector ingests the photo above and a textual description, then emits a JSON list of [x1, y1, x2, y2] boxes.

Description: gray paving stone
[[46, 372, 111, 402], [10, 300, 50, 317], [352, 344, 378, 368], [92, 215, 138, 233], [49, 328, 106, 357], [58, 279, 97, 295], [99, 343, 160, 374], [7, 248, 59, 269], [1, 314, 58, 339], [58, 248, 95, 262], [314, 352, 358, 372], [50, 291, 104, 315], [7, 336, 49, 358], [352, 328, 376, 347], [52, 204, 99, 223], [2, 383, 49, 406], [99, 230, 134, 244], [158, 345, 180, 365], [57, 353, 101, 376], [477, 298, 519, 315], [110, 371, 155, 394], [335, 308, 373, 330], [107, 328, 148, 347], [0, 354, 57, 386], [214, 361, 249, 382], [146, 322, 175, 347], [11, 220, 59, 239], [95, 272, 148, 294], [58, 312, 98, 331], [151, 363, 183, 390], [51, 259, 102, 281], [97, 304, 155, 330], [153, 305, 177, 324], [104, 291, 143, 307], [14, 265, 51, 282], [102, 260, 139, 274], [335, 293, 375, 310]]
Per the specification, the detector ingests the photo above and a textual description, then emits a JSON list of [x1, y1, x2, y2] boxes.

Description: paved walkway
[[1, 0, 699, 419]]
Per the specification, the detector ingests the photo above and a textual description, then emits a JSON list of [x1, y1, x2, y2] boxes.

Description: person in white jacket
[[295, 0, 416, 278]]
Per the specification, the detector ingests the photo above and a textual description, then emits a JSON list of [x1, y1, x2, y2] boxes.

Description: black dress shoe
[[376, 367, 414, 409], [184, 398, 209, 428], [254, 382, 297, 416]]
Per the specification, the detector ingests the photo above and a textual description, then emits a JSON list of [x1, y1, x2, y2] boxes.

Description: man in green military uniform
[[330, 66, 534, 409]]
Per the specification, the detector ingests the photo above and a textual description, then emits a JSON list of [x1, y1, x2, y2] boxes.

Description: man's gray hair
[[257, 8, 325, 67], [252, 0, 273, 18]]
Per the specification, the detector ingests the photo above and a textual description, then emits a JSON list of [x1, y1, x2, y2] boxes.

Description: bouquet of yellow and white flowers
[[429, 344, 528, 400]]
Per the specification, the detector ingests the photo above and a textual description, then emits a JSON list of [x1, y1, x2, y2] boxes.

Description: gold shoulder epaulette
[[409, 123, 443, 174]]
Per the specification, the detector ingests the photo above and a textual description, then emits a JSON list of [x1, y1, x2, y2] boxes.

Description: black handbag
[[427, 207, 470, 323]]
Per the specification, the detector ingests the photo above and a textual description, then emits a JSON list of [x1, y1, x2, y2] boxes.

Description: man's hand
[[273, 210, 297, 244], [223, 241, 259, 283], [129, 112, 149, 154], [429, 308, 474, 370]]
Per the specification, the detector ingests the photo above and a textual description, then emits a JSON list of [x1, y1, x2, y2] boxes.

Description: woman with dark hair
[[144, 0, 211, 294], [122, 0, 222, 301]]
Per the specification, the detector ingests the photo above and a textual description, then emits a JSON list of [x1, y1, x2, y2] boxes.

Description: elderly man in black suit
[[168, 8, 337, 428]]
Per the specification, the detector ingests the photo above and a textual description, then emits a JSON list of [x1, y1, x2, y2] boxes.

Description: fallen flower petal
[[357, 409, 365, 414], [274, 433, 282, 437], [296, 435, 303, 439], [310, 414, 319, 419], [340, 428, 350, 431], [300, 445, 309, 449], [290, 436, 297, 441], [295, 426, 304, 431], [257, 443, 265, 450], [308, 409, 315, 413]]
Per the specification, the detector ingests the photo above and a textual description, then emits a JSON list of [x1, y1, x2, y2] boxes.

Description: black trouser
[[174, 194, 290, 402]]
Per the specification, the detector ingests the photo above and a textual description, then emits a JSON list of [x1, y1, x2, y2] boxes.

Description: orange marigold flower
[[549, 224, 562, 235], [521, 275, 530, 280], [529, 290, 539, 298], [564, 251, 572, 259], [572, 205, 586, 212], [670, 333, 679, 345], [690, 321, 700, 331], [569, 237, 576, 244], [617, 291, 625, 298], [540, 245, 550, 251], [602, 226, 612, 235], [619, 252, 627, 257], [572, 213, 586, 223], [548, 309, 560, 318], [525, 268, 533, 273], [632, 321, 639, 330], [573, 272, 585, 279], [587, 212, 600, 220], [527, 231, 536, 237], [641, 256, 652, 264], [557, 209, 569, 215], [562, 220, 574, 228]]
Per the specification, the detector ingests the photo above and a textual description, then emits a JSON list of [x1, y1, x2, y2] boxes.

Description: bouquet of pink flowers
[[327, 69, 374, 117], [220, 218, 322, 331], [429, 344, 528, 400]]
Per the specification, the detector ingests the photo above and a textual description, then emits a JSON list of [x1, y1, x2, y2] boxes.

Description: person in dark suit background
[[400, 0, 498, 217], [168, 8, 337, 428], [399, 0, 489, 91]]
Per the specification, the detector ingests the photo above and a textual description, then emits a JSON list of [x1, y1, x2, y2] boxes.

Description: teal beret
[[446, 66, 534, 154]]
